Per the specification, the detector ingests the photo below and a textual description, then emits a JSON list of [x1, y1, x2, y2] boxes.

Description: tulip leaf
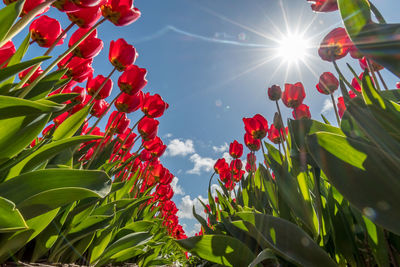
[[0, 56, 51, 84], [338, 0, 371, 37], [0, 169, 112, 220], [0, 196, 27, 233], [177, 235, 255, 267], [236, 212, 337, 267], [6, 135, 102, 179], [45, 93, 79, 104], [53, 105, 90, 141], [24, 69, 69, 100], [307, 132, 400, 235], [0, 95, 64, 118], [249, 249, 278, 267], [0, 0, 24, 43]]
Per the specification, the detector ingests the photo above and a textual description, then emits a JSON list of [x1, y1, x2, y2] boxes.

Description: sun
[[276, 33, 311, 64]]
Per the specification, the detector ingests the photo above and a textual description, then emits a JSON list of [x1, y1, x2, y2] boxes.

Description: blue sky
[[10, 0, 400, 236]]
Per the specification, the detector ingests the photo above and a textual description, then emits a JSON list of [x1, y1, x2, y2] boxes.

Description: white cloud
[[164, 133, 173, 138], [182, 223, 201, 237], [165, 139, 195, 157], [177, 195, 208, 219], [187, 153, 215, 175], [171, 177, 184, 195], [222, 152, 232, 163], [321, 99, 333, 114], [212, 143, 228, 153]]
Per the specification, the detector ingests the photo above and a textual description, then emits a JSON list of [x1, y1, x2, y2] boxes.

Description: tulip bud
[[273, 112, 283, 130], [268, 84, 282, 101], [316, 72, 339, 95]]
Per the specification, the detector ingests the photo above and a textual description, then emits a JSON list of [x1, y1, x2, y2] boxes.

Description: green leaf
[[0, 0, 24, 43], [307, 132, 400, 235], [24, 69, 68, 100], [177, 235, 255, 267], [0, 196, 27, 233], [249, 249, 277, 267], [0, 169, 112, 219], [45, 93, 79, 104], [338, 0, 371, 37], [0, 95, 64, 118], [0, 56, 50, 83], [53, 105, 90, 140], [6, 135, 102, 179], [236, 212, 337, 267]]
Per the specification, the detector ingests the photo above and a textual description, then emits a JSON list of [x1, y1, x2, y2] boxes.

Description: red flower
[[19, 66, 43, 84], [118, 65, 147, 95], [141, 93, 169, 118], [71, 0, 103, 7], [214, 158, 228, 174], [4, 0, 49, 16], [52, 0, 80, 12], [29, 15, 65, 48], [229, 140, 243, 159], [90, 99, 109, 117], [109, 39, 137, 71], [243, 114, 268, 140], [117, 129, 136, 150], [69, 28, 103, 59], [86, 74, 113, 99], [316, 72, 339, 95], [246, 153, 257, 173], [268, 84, 282, 101], [293, 104, 311, 120], [0, 41, 15, 67], [307, 0, 338, 12], [230, 159, 242, 174], [396, 82, 400, 89], [115, 91, 143, 113], [349, 43, 363, 59], [337, 91, 357, 118], [67, 5, 102, 28], [318, 27, 351, 62], [282, 82, 306, 108], [70, 92, 91, 114], [138, 117, 159, 141], [359, 57, 384, 71], [53, 112, 69, 126], [106, 111, 130, 134], [244, 133, 261, 151], [71, 85, 87, 103], [268, 124, 284, 144], [101, 0, 141, 26], [64, 57, 94, 82]]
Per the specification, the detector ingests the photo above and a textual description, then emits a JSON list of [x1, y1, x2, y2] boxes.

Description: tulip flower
[[268, 124, 286, 144], [359, 57, 384, 71], [318, 27, 351, 62], [67, 5, 102, 28], [396, 82, 400, 89], [70, 93, 91, 114], [307, 0, 338, 12], [4, 0, 50, 16], [64, 57, 94, 82], [69, 28, 103, 59], [229, 140, 243, 159], [117, 129, 137, 150], [337, 91, 357, 118], [268, 84, 282, 101], [244, 133, 261, 151], [86, 74, 113, 99], [282, 82, 306, 108], [118, 65, 147, 95], [90, 99, 109, 117], [106, 111, 130, 134], [52, 0, 80, 12], [243, 114, 268, 139], [19, 66, 43, 84], [140, 149, 153, 162], [53, 112, 69, 126], [316, 72, 339, 95], [109, 39, 137, 71], [219, 168, 231, 183], [71, 86, 87, 103], [292, 104, 311, 120], [72, 0, 103, 7], [349, 43, 363, 59], [214, 158, 229, 174], [246, 153, 257, 172], [141, 93, 169, 118], [101, 0, 141, 26], [138, 117, 159, 141], [0, 41, 15, 67], [29, 15, 65, 48], [115, 91, 144, 113]]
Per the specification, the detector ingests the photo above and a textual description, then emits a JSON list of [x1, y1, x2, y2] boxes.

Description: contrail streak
[[135, 25, 272, 48]]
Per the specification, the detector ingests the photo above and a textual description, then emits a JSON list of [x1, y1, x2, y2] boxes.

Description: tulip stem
[[45, 22, 75, 56], [275, 100, 288, 145], [332, 60, 355, 93], [88, 67, 117, 104], [369, 1, 386, 24], [377, 71, 389, 91], [110, 127, 133, 162], [18, 18, 107, 98], [366, 59, 381, 91], [330, 93, 341, 125]]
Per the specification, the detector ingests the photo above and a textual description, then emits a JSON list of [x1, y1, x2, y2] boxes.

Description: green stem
[[330, 93, 341, 125], [369, 1, 386, 24], [18, 18, 106, 98], [377, 71, 389, 91], [366, 59, 381, 91]]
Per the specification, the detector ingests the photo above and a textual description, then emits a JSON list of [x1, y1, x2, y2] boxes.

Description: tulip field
[[0, 0, 399, 266]]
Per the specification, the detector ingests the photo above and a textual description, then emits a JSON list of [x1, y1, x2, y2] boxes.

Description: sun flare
[[276, 33, 311, 64]]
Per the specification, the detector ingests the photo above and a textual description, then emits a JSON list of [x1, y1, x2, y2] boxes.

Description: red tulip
[[118, 65, 147, 95], [160, 169, 174, 185], [243, 114, 268, 139], [64, 57, 93, 82], [69, 28, 103, 59], [316, 72, 339, 95], [86, 74, 113, 99], [4, 0, 49, 16], [53, 112, 69, 126], [337, 91, 357, 118], [229, 140, 243, 159], [143, 136, 162, 151], [396, 82, 400, 89], [138, 117, 159, 141], [71, 86, 87, 103], [19, 66, 43, 84], [141, 93, 169, 118], [349, 43, 363, 59], [109, 39, 137, 71], [106, 111, 130, 134], [70, 92, 91, 114], [90, 99, 109, 117], [292, 104, 311, 120], [230, 159, 242, 174], [318, 27, 351, 62], [42, 124, 55, 136], [115, 91, 144, 113], [0, 41, 15, 67], [244, 133, 261, 151], [71, 0, 103, 7], [268, 84, 282, 101], [307, 0, 338, 12], [29, 15, 65, 48], [246, 153, 257, 173], [214, 158, 228, 174], [67, 5, 102, 28], [268, 124, 286, 144], [219, 168, 231, 183], [117, 129, 136, 150], [101, 0, 141, 26], [359, 57, 384, 71], [52, 0, 80, 12], [282, 82, 306, 108]]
